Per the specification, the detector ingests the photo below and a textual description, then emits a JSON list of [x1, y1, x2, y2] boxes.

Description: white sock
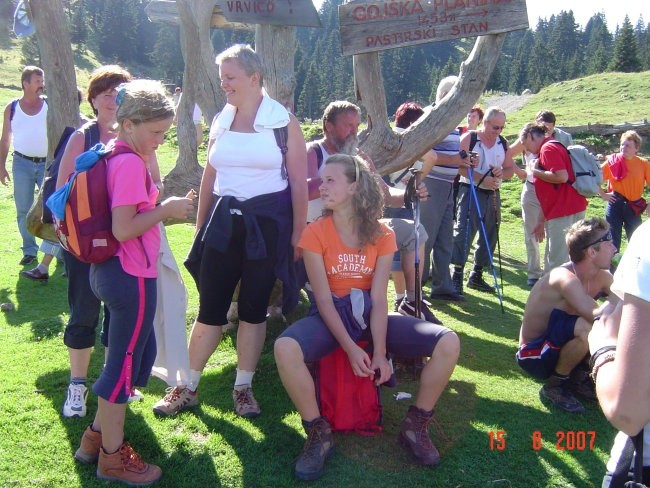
[[37, 264, 48, 274], [406, 291, 416, 302], [395, 293, 405, 302], [187, 369, 202, 392], [234, 369, 255, 388]]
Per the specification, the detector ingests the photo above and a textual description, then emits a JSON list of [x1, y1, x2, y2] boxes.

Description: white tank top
[[208, 127, 287, 200], [11, 99, 48, 157]]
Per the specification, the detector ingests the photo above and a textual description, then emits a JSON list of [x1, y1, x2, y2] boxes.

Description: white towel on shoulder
[[212, 88, 289, 137]]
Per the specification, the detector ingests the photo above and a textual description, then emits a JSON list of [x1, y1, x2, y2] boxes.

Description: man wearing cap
[[0, 66, 49, 266]]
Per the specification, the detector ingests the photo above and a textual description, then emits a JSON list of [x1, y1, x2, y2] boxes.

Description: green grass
[[1, 41, 648, 487]]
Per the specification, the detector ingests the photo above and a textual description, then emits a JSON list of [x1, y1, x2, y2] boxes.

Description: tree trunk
[[255, 25, 296, 111], [27, 0, 79, 157], [356, 34, 506, 175], [165, 0, 224, 221]]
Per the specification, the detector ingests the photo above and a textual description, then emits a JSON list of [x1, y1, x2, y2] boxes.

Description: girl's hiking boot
[[97, 443, 162, 486], [397, 405, 441, 466], [74, 425, 101, 464], [295, 416, 334, 480]]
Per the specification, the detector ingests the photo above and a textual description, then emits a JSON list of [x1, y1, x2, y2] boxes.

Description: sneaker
[[466, 271, 495, 293], [430, 291, 466, 302], [152, 386, 198, 416], [397, 405, 441, 466], [397, 298, 443, 325], [393, 298, 401, 312], [295, 417, 334, 481], [19, 255, 36, 265], [539, 384, 585, 413], [97, 443, 162, 486], [63, 383, 88, 418], [74, 425, 101, 464], [232, 386, 261, 418], [451, 270, 464, 295], [20, 267, 49, 281], [128, 389, 144, 404]]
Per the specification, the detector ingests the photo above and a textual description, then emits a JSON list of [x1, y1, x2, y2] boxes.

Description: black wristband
[[459, 150, 468, 160], [589, 345, 617, 370]]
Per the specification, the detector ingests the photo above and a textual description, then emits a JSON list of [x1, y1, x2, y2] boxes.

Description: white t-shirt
[[611, 219, 650, 302]]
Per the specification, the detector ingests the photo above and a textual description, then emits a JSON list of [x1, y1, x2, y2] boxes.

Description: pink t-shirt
[[106, 141, 160, 278]]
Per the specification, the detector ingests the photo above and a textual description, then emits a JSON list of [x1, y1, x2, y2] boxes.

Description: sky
[[523, 1, 648, 30]]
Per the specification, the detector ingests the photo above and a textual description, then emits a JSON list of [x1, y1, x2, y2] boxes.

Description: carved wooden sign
[[339, 0, 528, 55], [145, 0, 321, 28], [222, 0, 321, 27]]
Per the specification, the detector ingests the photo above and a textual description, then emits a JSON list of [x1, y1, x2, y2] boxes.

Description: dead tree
[[27, 0, 79, 157]]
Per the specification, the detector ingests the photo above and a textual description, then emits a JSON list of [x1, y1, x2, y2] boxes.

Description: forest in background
[[1, 0, 648, 119]]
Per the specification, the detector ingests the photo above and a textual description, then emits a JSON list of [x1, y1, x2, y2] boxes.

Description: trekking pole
[[467, 166, 505, 313], [405, 170, 421, 317], [491, 176, 505, 297]]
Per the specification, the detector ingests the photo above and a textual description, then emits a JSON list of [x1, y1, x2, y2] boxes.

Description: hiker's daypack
[[546, 140, 603, 197], [311, 341, 382, 435], [41, 121, 99, 224], [46, 143, 142, 264]]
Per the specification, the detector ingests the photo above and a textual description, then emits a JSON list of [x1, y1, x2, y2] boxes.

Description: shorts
[[516, 309, 578, 380], [381, 218, 428, 272], [279, 301, 451, 363]]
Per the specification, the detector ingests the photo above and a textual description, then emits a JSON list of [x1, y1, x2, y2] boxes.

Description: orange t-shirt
[[298, 216, 397, 297], [602, 155, 650, 201]]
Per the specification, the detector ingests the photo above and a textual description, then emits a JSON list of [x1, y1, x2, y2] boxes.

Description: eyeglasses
[[491, 125, 505, 131], [581, 231, 612, 250]]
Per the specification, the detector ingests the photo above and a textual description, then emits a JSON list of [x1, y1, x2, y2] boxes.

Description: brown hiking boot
[[74, 425, 101, 464], [295, 417, 334, 481], [97, 443, 162, 486], [398, 405, 441, 466]]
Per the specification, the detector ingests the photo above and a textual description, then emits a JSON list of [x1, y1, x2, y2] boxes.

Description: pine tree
[[151, 24, 183, 85], [610, 15, 642, 72]]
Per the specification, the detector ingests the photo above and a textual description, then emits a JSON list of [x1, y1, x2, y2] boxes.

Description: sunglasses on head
[[581, 230, 612, 250]]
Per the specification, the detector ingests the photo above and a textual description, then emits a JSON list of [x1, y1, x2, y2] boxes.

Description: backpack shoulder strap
[[82, 120, 100, 150], [469, 131, 478, 152], [106, 144, 152, 191], [273, 125, 289, 180], [308, 141, 324, 169], [498, 135, 508, 151], [9, 98, 19, 122]]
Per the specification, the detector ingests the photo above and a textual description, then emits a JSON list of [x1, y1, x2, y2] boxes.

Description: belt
[[459, 182, 496, 194], [13, 151, 46, 163]]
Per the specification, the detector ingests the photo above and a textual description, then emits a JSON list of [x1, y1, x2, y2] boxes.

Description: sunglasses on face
[[581, 231, 612, 250]]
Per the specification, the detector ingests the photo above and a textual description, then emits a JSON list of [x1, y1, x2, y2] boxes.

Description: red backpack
[[312, 341, 382, 435], [53, 145, 141, 264]]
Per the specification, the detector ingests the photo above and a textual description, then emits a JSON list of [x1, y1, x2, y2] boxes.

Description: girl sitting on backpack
[[73, 80, 194, 486], [274, 153, 460, 481]]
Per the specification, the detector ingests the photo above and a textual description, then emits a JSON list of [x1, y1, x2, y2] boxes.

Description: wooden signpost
[[339, 0, 528, 55], [145, 0, 320, 28]]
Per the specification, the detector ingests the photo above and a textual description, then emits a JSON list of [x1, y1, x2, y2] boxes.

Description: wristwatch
[[459, 150, 468, 160]]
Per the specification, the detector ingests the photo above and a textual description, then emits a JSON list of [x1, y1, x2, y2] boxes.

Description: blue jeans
[[605, 196, 642, 252], [12, 153, 45, 256]]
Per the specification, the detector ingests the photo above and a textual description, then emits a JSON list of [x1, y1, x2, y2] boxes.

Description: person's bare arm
[[552, 268, 599, 321], [0, 103, 13, 185], [591, 294, 650, 435], [306, 143, 322, 200], [286, 115, 308, 253], [195, 139, 217, 230], [532, 165, 568, 184], [55, 131, 85, 189]]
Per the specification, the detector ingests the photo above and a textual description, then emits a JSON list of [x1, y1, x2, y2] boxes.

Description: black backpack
[[41, 121, 99, 224]]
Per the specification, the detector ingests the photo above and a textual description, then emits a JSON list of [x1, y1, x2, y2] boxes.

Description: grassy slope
[[0, 41, 647, 487]]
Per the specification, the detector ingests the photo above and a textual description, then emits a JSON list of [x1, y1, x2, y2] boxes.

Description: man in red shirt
[[519, 123, 587, 271]]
